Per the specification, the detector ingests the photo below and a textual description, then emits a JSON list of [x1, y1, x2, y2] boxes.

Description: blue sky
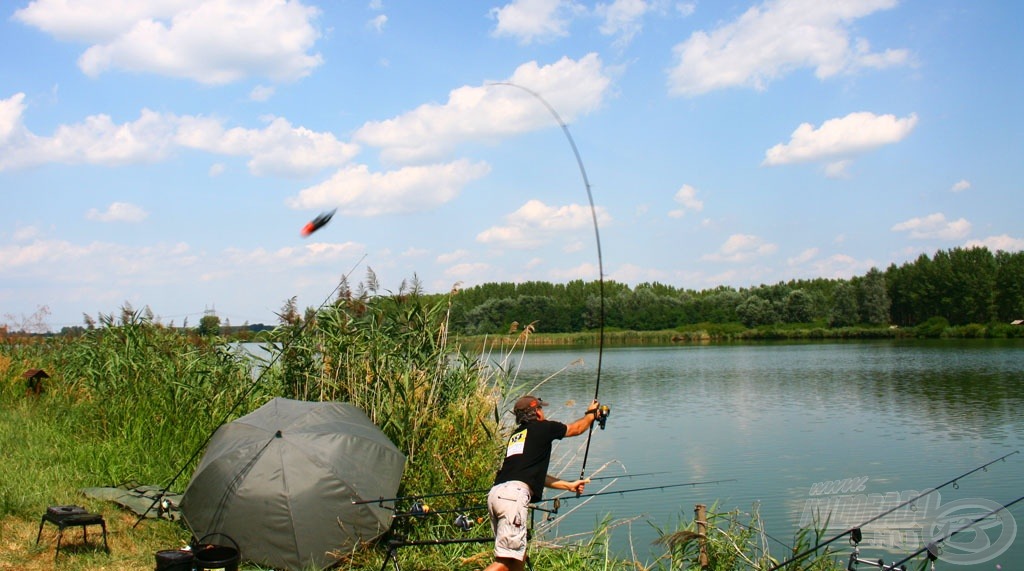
[[2, 0, 1022, 332]]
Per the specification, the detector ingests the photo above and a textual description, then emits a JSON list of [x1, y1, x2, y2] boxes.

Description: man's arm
[[544, 475, 590, 494], [563, 400, 600, 437]]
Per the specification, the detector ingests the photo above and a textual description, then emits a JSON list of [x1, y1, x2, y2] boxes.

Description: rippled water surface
[[507, 340, 1024, 569]]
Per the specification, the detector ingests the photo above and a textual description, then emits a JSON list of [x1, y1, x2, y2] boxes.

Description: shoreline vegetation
[[458, 319, 1023, 351]]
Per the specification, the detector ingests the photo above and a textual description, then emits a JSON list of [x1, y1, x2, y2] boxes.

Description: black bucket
[[192, 533, 240, 571], [155, 549, 193, 571]]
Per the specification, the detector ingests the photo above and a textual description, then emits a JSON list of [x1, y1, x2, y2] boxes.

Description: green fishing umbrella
[[180, 397, 405, 571]]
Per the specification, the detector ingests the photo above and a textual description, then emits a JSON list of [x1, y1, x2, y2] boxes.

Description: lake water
[[502, 340, 1024, 569]]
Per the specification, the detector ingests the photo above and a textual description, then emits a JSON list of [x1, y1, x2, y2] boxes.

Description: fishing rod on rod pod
[[388, 478, 737, 521], [889, 494, 1024, 570], [843, 494, 1024, 571], [536, 478, 738, 514], [133, 254, 367, 527], [767, 450, 1020, 570]]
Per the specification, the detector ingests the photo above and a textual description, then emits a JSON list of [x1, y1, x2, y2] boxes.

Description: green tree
[[994, 250, 1024, 321], [947, 247, 996, 324], [830, 283, 859, 327], [737, 295, 777, 327], [783, 289, 814, 323], [858, 268, 891, 325], [198, 313, 221, 336]]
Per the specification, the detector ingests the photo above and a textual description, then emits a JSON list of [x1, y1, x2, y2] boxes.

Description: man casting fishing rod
[[484, 395, 601, 571]]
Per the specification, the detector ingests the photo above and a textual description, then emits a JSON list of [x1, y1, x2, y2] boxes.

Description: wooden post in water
[[695, 503, 709, 568]]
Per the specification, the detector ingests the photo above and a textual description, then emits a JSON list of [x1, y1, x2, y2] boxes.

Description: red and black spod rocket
[[301, 208, 336, 237]]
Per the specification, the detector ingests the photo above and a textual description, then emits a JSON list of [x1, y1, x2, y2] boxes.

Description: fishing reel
[[595, 404, 611, 429], [453, 513, 483, 531], [409, 500, 432, 517]]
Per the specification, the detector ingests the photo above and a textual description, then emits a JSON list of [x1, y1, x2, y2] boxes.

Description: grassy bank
[[1, 299, 847, 570]]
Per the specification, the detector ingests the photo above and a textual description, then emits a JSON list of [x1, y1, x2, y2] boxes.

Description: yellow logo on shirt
[[505, 430, 526, 457]]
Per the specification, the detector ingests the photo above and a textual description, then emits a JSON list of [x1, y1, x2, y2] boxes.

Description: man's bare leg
[[483, 556, 525, 571]]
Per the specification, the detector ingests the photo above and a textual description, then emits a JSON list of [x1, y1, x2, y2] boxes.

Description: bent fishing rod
[[353, 470, 677, 507], [134, 254, 367, 527], [489, 82, 607, 486], [767, 450, 1020, 570]]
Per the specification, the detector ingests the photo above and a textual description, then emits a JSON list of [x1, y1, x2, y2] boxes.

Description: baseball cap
[[513, 395, 548, 414]]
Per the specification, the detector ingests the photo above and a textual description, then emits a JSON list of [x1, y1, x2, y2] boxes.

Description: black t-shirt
[[493, 419, 568, 502]]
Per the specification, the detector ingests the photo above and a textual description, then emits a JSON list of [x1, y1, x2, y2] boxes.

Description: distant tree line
[[444, 246, 1024, 335], [6, 247, 1021, 340]]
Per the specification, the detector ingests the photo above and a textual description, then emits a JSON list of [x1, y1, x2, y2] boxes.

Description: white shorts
[[488, 480, 532, 560]]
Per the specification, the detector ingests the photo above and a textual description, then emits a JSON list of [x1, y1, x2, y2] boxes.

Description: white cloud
[[787, 247, 819, 266], [702, 234, 777, 262], [763, 111, 917, 166], [964, 235, 1024, 253], [824, 159, 852, 178], [14, 0, 323, 84], [489, 0, 582, 44], [0, 100, 357, 176], [667, 0, 908, 96], [12, 225, 41, 242], [436, 249, 469, 264], [951, 179, 971, 193], [668, 183, 703, 218], [0, 238, 198, 283], [1, 104, 178, 170], [401, 247, 429, 258], [549, 261, 599, 281], [781, 247, 876, 279], [209, 163, 226, 177], [0, 93, 27, 143], [288, 159, 492, 216], [444, 262, 492, 278], [178, 115, 359, 177], [562, 240, 585, 253], [477, 199, 611, 249], [891, 212, 971, 240], [86, 202, 149, 223], [805, 253, 875, 279], [676, 2, 696, 17], [249, 85, 275, 102], [608, 262, 669, 283], [597, 0, 650, 47], [353, 54, 610, 164], [368, 14, 388, 32]]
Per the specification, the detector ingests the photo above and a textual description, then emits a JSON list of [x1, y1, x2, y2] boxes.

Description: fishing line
[[488, 81, 606, 483], [134, 253, 368, 527], [767, 450, 1020, 570]]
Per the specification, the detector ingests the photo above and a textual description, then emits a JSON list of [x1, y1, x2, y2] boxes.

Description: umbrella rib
[[209, 434, 279, 531]]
